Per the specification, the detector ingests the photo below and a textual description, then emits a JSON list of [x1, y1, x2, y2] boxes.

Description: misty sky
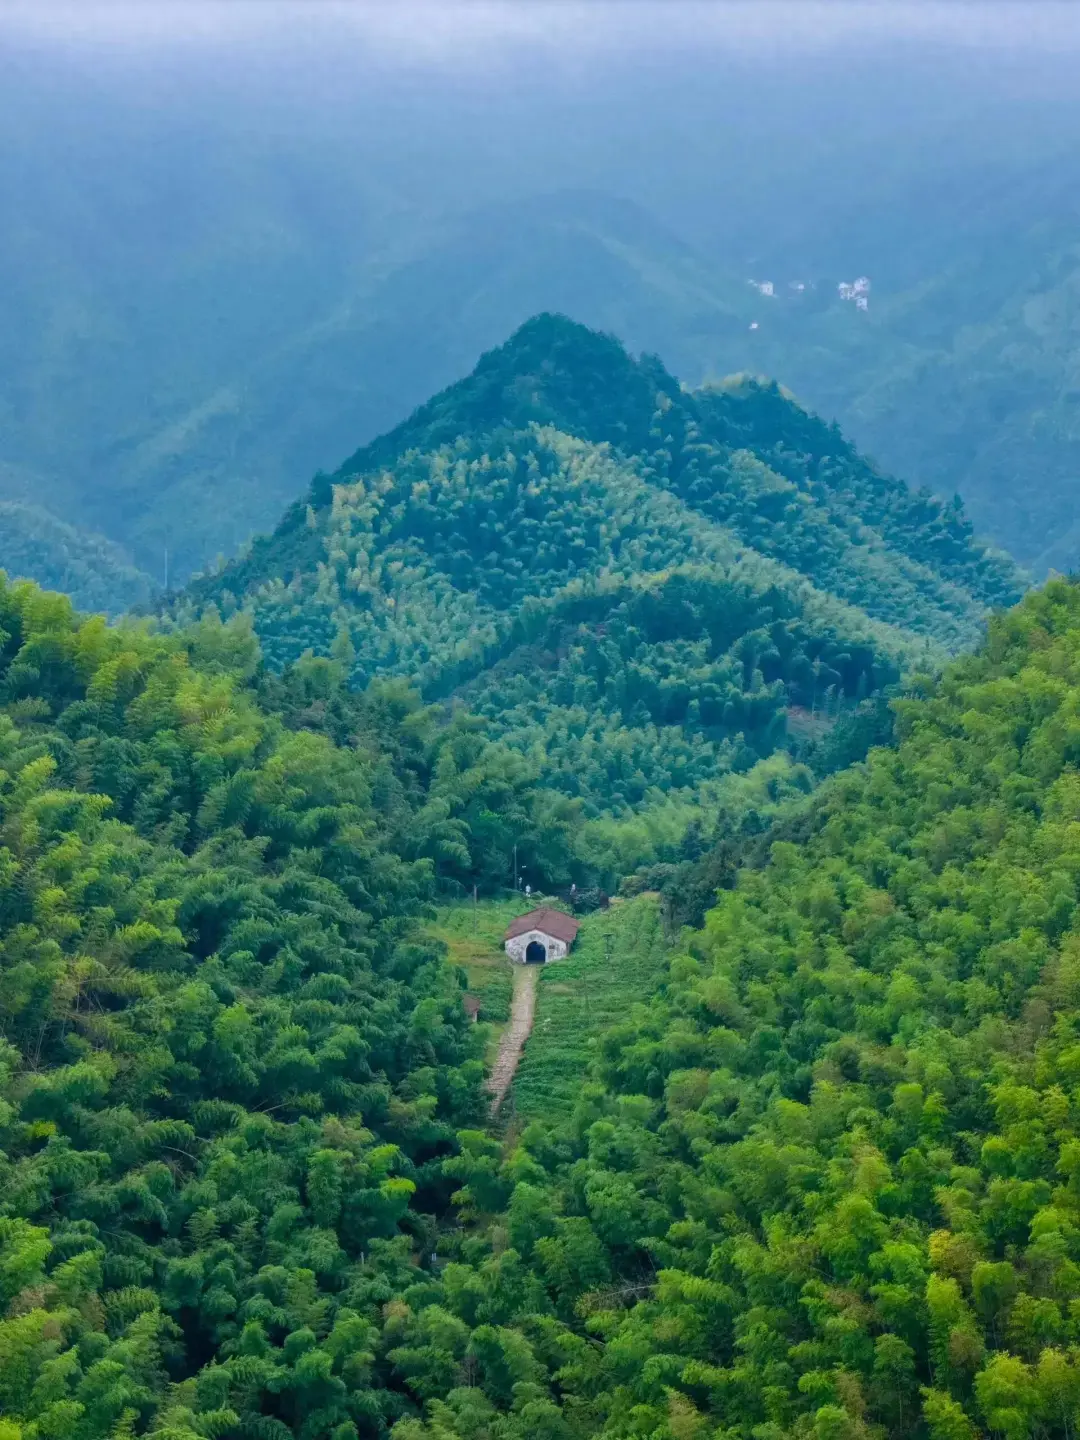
[[6, 0, 1080, 255], [4, 1, 1080, 59]]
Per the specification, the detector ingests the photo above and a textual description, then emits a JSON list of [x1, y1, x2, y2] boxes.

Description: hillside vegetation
[[0, 570, 635, 1440], [333, 577, 1080, 1440], [181, 316, 1020, 838], [512, 894, 670, 1122], [11, 558, 1080, 1440], [0, 574, 483, 1439]]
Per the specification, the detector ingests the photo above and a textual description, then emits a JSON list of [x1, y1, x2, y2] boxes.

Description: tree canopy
[[179, 317, 1020, 833], [8, 561, 1080, 1440]]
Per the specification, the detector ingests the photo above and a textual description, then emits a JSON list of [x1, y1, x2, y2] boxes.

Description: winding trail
[[487, 964, 538, 1114]]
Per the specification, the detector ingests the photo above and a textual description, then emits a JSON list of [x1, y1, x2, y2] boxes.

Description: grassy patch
[[512, 895, 669, 1122], [423, 897, 526, 1024]]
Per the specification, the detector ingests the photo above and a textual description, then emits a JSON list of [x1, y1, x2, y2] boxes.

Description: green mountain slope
[[9, 561, 1080, 1440], [181, 316, 1021, 819], [0, 574, 519, 1440], [0, 497, 154, 613], [371, 581, 1080, 1440]]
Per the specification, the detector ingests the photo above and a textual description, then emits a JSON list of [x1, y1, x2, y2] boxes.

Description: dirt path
[[487, 964, 538, 1114]]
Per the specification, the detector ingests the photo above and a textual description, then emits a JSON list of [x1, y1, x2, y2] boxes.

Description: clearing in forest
[[425, 893, 670, 1121], [512, 894, 669, 1121], [421, 896, 532, 1065]]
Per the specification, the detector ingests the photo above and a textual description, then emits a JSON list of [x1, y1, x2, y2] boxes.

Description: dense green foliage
[[348, 575, 1080, 1440], [17, 560, 1080, 1440], [127, 571, 1080, 1440], [0, 569, 660, 1440], [9, 369, 1080, 1440], [0, 575, 480, 1438], [182, 317, 1019, 825]]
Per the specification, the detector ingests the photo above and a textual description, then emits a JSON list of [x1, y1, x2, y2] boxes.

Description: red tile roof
[[504, 907, 580, 944]]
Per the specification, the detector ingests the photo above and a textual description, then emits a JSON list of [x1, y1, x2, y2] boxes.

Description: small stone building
[[504, 907, 580, 964]]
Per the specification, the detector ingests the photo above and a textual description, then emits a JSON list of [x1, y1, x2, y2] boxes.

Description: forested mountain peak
[[7, 145, 1080, 600], [177, 318, 1022, 860], [325, 312, 673, 473], [289, 312, 966, 540], [152, 310, 666, 563], [218, 312, 1019, 616]]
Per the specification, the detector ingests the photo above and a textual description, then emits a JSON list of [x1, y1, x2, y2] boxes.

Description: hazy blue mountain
[[720, 171, 1080, 575], [0, 495, 153, 613], [0, 182, 751, 590], [3, 38, 1080, 597]]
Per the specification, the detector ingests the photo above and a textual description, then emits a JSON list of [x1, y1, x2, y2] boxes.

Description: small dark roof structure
[[504, 908, 580, 944], [462, 994, 482, 1021]]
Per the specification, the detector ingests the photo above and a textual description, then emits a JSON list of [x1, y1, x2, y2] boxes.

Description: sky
[[3, 0, 1080, 63], [4, 0, 1079, 263]]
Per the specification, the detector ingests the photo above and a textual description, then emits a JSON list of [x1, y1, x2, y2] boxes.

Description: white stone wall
[[504, 929, 569, 964]]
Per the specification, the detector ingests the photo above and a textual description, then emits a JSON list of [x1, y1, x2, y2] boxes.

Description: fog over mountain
[[13, 14, 1080, 1440], [3, 1, 1080, 601]]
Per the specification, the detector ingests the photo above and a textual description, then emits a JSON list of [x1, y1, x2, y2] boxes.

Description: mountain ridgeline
[[5, 165, 1080, 594], [182, 315, 1022, 822]]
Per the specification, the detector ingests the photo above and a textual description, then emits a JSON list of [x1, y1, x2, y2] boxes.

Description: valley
[[9, 542, 1080, 1440], [2, 19, 1080, 1438]]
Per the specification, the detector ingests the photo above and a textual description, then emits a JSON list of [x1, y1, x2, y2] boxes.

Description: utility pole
[[513, 842, 518, 891], [473, 884, 478, 932]]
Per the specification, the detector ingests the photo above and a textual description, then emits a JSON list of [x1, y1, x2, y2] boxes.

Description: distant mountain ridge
[[4, 174, 1078, 597], [1, 189, 752, 590], [731, 191, 1080, 574], [180, 315, 1022, 816], [0, 498, 153, 614]]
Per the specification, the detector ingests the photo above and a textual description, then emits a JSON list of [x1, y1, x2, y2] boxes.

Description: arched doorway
[[525, 940, 546, 964]]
